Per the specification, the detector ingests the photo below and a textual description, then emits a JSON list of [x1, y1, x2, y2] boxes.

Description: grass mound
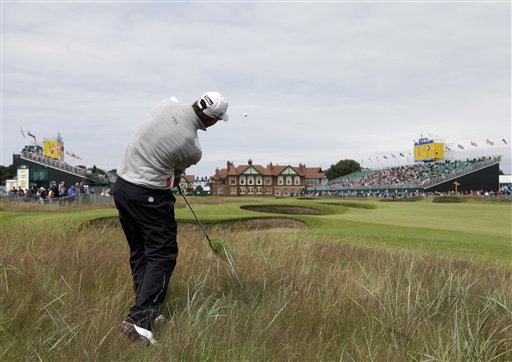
[[321, 202, 376, 209], [379, 196, 424, 202], [433, 195, 466, 203], [80, 216, 120, 229], [240, 205, 325, 215]]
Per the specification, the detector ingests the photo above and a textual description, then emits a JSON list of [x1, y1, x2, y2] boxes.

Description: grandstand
[[7, 129, 117, 192], [315, 156, 501, 194], [313, 135, 502, 195], [329, 169, 376, 186], [10, 147, 109, 190]]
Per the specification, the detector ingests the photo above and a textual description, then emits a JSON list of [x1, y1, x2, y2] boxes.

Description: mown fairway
[[1, 197, 511, 361], [173, 197, 511, 266]]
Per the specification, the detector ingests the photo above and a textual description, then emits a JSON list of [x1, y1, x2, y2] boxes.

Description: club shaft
[[177, 186, 213, 247]]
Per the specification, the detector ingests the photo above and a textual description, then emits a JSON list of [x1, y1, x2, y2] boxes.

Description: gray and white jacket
[[117, 98, 205, 189]]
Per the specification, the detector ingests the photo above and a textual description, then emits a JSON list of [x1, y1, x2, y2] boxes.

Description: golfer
[[114, 92, 229, 344]]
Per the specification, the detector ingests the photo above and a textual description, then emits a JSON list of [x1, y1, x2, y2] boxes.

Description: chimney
[[248, 159, 252, 166]]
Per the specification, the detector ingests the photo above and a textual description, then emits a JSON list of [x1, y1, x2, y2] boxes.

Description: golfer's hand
[[173, 177, 181, 188]]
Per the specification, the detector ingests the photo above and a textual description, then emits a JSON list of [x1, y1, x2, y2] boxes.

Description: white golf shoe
[[120, 320, 158, 345]]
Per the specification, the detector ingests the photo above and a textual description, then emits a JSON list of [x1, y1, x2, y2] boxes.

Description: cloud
[[2, 2, 510, 177]]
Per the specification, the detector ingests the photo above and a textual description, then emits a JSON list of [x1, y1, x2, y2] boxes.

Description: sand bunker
[[320, 202, 374, 209], [83, 216, 307, 231], [212, 218, 307, 231]]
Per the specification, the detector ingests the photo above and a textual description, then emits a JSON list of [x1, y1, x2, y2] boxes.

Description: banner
[[43, 139, 64, 161], [17, 168, 29, 189]]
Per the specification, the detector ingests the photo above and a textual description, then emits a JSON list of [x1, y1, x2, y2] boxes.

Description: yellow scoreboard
[[414, 138, 444, 162], [43, 139, 64, 161]]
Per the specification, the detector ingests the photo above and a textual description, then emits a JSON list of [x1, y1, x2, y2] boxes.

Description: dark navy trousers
[[114, 177, 178, 331]]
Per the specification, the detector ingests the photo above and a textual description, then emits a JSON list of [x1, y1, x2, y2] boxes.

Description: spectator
[[58, 182, 67, 206], [67, 184, 76, 204], [58, 182, 66, 197], [38, 187, 47, 204], [48, 188, 55, 204]]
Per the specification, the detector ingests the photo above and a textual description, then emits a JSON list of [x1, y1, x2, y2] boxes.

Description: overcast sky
[[1, 1, 511, 177]]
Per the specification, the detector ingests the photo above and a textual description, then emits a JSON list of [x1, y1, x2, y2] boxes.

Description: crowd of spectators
[[4, 181, 113, 205], [6, 149, 114, 205], [326, 157, 499, 189], [307, 188, 511, 199]]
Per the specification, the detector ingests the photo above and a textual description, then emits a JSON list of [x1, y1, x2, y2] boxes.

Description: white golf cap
[[197, 91, 229, 121]]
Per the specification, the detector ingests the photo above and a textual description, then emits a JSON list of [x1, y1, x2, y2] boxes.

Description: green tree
[[0, 164, 15, 184], [325, 159, 361, 180]]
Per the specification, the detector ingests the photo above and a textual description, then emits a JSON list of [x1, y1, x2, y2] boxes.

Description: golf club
[[176, 185, 241, 286], [176, 185, 226, 256]]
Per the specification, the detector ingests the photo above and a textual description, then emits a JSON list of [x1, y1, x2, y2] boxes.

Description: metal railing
[[20, 151, 88, 177]]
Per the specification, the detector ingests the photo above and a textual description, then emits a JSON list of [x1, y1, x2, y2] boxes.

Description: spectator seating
[[324, 157, 500, 190]]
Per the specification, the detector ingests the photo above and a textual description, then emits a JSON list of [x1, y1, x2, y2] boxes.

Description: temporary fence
[[1, 193, 115, 206]]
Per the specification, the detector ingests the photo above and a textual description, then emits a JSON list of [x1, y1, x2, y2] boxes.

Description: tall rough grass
[[1, 220, 511, 361], [0, 199, 114, 213]]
